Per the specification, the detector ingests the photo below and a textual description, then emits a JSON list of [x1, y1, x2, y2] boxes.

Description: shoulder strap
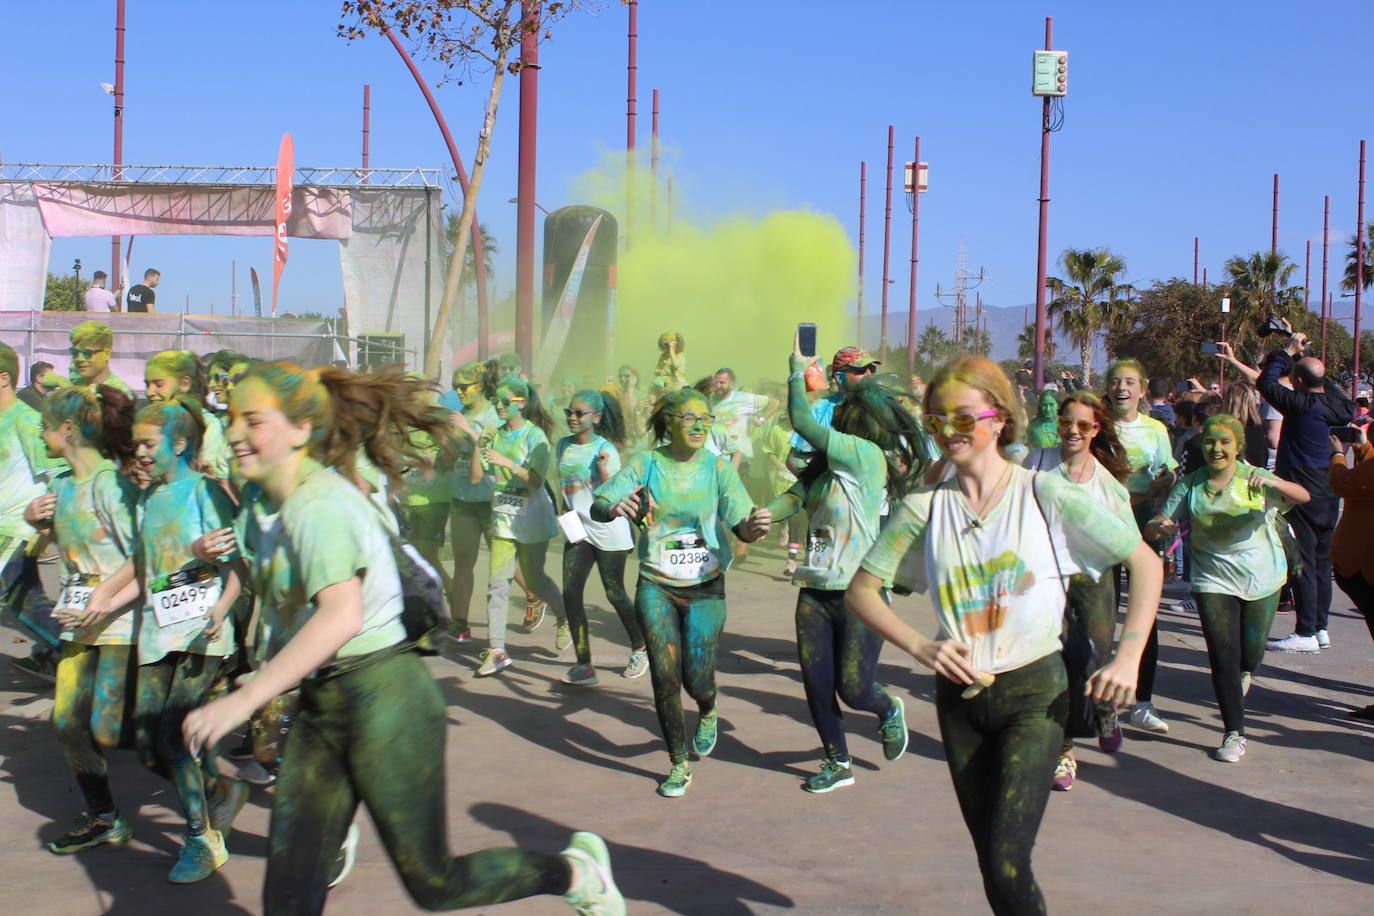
[[1030, 472, 1067, 595]]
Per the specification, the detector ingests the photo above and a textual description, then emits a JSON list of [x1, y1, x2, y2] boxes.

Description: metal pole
[[111, 0, 126, 292], [651, 88, 659, 233], [858, 161, 866, 344], [231, 259, 237, 317], [516, 2, 539, 375], [1193, 236, 1199, 285], [362, 84, 371, 184], [1032, 16, 1054, 391], [1203, 267, 1207, 288], [880, 125, 894, 360], [1304, 239, 1311, 313], [381, 26, 490, 359], [1322, 194, 1331, 361], [906, 136, 921, 376], [1271, 173, 1279, 255], [1356, 140, 1366, 387], [626, 0, 637, 242]]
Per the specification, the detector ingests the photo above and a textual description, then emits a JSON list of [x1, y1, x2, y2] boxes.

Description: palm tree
[[918, 324, 949, 366], [1017, 323, 1057, 363], [1046, 247, 1132, 387], [1342, 221, 1374, 294], [1223, 251, 1305, 347], [964, 328, 992, 356]]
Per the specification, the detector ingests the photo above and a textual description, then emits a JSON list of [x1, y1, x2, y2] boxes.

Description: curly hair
[[1058, 391, 1131, 483]]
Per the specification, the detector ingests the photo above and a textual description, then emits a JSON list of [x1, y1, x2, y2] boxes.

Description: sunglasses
[[453, 380, 479, 391], [669, 412, 715, 429], [1056, 417, 1100, 435], [920, 409, 999, 436], [496, 397, 526, 408], [69, 347, 106, 359], [564, 408, 597, 419]]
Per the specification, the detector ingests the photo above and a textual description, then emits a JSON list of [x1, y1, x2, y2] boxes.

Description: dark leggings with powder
[[133, 651, 225, 835], [563, 541, 645, 665], [53, 642, 136, 817], [1193, 590, 1278, 734], [637, 577, 727, 764]]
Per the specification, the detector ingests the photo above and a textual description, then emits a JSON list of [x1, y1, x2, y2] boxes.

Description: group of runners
[[0, 314, 1356, 915]]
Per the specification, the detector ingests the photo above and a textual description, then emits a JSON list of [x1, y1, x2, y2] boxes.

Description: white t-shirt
[[1024, 448, 1135, 529], [862, 465, 1138, 675], [557, 436, 634, 551], [1114, 413, 1177, 495], [792, 431, 887, 590], [488, 423, 558, 543], [711, 390, 770, 459], [84, 286, 117, 312]]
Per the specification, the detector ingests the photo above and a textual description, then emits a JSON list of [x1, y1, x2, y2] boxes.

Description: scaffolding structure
[[0, 163, 442, 188]]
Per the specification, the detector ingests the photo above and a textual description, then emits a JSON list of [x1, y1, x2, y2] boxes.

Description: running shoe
[[1128, 703, 1169, 734], [1051, 755, 1077, 791], [476, 647, 512, 677], [1276, 599, 1294, 614], [168, 829, 228, 884], [48, 812, 132, 854], [1267, 633, 1320, 654], [1348, 704, 1374, 722], [803, 758, 855, 794], [524, 598, 547, 630], [207, 777, 250, 833], [1212, 731, 1247, 763], [562, 831, 625, 916], [328, 824, 361, 888], [622, 648, 649, 679], [10, 651, 56, 684], [1316, 629, 1331, 649], [445, 623, 472, 644], [1240, 671, 1252, 698], [555, 621, 573, 652], [224, 737, 255, 762], [237, 760, 277, 786], [657, 762, 693, 797], [692, 712, 719, 758], [563, 664, 599, 686], [879, 697, 908, 761], [1097, 707, 1124, 753]]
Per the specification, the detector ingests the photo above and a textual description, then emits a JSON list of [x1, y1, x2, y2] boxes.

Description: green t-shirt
[[71, 371, 134, 397], [594, 448, 753, 587], [791, 430, 888, 590], [1025, 417, 1061, 448], [135, 473, 237, 665], [1115, 413, 1177, 495], [51, 459, 141, 646], [1159, 463, 1290, 599], [0, 399, 63, 538], [451, 403, 499, 503], [237, 467, 405, 666], [488, 423, 558, 542]]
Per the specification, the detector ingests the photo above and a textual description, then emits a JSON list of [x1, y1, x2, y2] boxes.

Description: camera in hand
[[1331, 426, 1361, 444], [1256, 316, 1291, 338], [1199, 341, 1220, 355]]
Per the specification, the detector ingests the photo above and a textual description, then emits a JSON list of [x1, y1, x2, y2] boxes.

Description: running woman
[[1106, 358, 1177, 734], [556, 389, 648, 686], [447, 360, 500, 642], [27, 385, 144, 854], [1146, 413, 1309, 762], [847, 356, 1162, 916], [81, 395, 250, 881], [180, 362, 623, 916], [1024, 391, 1136, 791], [592, 388, 772, 797], [472, 376, 568, 675], [144, 350, 233, 480], [765, 340, 925, 793]]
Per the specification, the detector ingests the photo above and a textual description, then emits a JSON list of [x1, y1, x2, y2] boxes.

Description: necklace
[[1061, 453, 1094, 484], [962, 460, 1015, 521]]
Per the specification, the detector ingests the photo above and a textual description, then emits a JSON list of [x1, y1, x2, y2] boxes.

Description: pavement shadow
[[468, 801, 797, 914], [1091, 751, 1374, 885]]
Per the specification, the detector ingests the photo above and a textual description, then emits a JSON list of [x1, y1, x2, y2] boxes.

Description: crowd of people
[[0, 313, 1370, 915]]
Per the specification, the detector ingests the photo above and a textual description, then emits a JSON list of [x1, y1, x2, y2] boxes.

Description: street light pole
[[516, 1, 540, 375], [1322, 194, 1331, 361], [111, 0, 126, 292], [858, 161, 866, 344], [1271, 173, 1279, 255], [1193, 236, 1199, 285], [1032, 16, 1054, 391], [906, 136, 921, 377], [1356, 140, 1367, 387], [881, 125, 894, 360]]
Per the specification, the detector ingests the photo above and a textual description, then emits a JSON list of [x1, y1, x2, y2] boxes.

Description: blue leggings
[[637, 577, 727, 764]]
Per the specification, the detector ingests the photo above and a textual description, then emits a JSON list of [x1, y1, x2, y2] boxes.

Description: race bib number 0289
[[149, 566, 222, 629]]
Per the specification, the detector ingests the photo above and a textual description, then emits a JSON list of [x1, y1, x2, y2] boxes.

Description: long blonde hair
[[923, 356, 1026, 454], [1223, 381, 1261, 426]]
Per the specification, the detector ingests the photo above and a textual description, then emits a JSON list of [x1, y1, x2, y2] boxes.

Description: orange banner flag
[[271, 133, 294, 316]]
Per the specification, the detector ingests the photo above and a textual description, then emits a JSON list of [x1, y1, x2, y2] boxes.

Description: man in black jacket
[[1258, 327, 1354, 653]]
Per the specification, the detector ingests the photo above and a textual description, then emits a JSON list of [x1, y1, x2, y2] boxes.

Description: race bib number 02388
[[660, 535, 719, 580], [149, 566, 222, 629]]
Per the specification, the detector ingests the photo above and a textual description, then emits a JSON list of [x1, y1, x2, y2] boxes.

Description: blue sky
[[4, 0, 1371, 337]]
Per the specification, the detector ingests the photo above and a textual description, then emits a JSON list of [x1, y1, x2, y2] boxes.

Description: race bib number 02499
[[149, 566, 222, 629]]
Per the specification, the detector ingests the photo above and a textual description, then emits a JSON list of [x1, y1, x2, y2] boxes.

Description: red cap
[[830, 346, 881, 372]]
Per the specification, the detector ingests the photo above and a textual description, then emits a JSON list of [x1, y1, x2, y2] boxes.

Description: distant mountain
[[858, 302, 1095, 367]]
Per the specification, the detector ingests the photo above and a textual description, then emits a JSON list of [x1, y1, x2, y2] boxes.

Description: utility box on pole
[[903, 161, 928, 194], [1032, 50, 1067, 96]]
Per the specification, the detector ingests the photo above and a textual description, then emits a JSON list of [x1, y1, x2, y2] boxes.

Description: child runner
[[81, 395, 250, 880], [180, 362, 623, 916], [144, 349, 233, 480], [1024, 391, 1136, 791], [1146, 413, 1309, 762], [28, 385, 143, 854], [556, 389, 648, 686], [592, 388, 771, 797], [847, 356, 1162, 916], [1106, 358, 1176, 734], [765, 339, 925, 793], [447, 360, 500, 642]]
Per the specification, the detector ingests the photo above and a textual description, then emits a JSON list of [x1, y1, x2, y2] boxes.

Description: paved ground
[[1, 537, 1372, 915]]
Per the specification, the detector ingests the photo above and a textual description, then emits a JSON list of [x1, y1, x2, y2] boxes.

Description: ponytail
[[570, 388, 628, 449], [43, 384, 135, 465], [147, 349, 208, 401], [497, 376, 554, 440], [135, 393, 208, 459]]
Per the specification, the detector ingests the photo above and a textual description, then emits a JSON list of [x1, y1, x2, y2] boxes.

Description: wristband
[[789, 370, 804, 381]]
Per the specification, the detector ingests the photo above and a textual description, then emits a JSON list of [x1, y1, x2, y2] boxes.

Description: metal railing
[[0, 163, 443, 188]]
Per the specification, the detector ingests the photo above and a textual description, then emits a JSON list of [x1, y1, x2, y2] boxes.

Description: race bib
[[660, 533, 720, 580], [149, 566, 222, 629], [493, 490, 528, 516], [806, 526, 836, 569], [58, 572, 99, 612], [454, 456, 472, 475]]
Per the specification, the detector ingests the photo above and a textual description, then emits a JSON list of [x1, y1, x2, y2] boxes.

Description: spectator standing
[[125, 268, 161, 313], [1147, 378, 1176, 427], [16, 361, 54, 411], [1326, 423, 1374, 720], [83, 271, 118, 313], [1258, 327, 1354, 653]]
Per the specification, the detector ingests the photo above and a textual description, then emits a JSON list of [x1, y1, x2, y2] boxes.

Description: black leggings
[[637, 577, 727, 764], [1129, 501, 1160, 703], [133, 652, 224, 835], [1062, 571, 1118, 754], [1334, 570, 1374, 640], [562, 541, 644, 666], [795, 588, 895, 761], [53, 642, 136, 816], [1193, 591, 1278, 734], [936, 652, 1067, 916], [264, 648, 569, 915]]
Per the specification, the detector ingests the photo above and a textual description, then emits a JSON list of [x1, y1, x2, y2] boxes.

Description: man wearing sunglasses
[[788, 346, 880, 473], [65, 321, 133, 396]]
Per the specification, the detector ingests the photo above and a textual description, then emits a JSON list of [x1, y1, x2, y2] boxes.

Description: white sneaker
[[476, 647, 512, 676], [236, 760, 276, 786], [563, 831, 625, 915], [622, 648, 649, 679], [1316, 629, 1331, 649], [1267, 633, 1320, 654], [1128, 703, 1169, 734], [1212, 730, 1247, 763]]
